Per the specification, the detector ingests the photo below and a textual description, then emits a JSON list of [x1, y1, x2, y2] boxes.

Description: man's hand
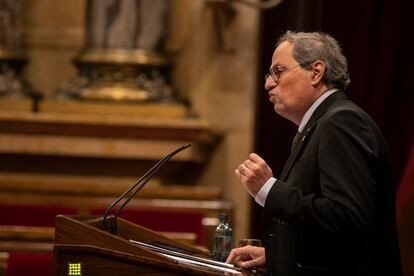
[[225, 246, 265, 269], [235, 153, 272, 197]]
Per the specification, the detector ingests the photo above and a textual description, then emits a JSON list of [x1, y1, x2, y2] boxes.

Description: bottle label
[[212, 235, 232, 262]]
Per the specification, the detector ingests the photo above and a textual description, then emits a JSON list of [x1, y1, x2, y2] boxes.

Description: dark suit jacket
[[263, 91, 402, 276]]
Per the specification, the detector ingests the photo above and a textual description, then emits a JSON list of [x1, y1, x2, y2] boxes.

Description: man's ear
[[310, 61, 325, 85]]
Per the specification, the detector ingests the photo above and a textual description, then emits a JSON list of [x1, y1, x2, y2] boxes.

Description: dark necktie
[[291, 131, 303, 152]]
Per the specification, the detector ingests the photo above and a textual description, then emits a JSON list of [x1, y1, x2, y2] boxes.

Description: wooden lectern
[[54, 215, 233, 275]]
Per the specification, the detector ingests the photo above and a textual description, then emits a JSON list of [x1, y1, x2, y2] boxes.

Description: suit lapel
[[279, 90, 348, 181], [280, 125, 315, 180]]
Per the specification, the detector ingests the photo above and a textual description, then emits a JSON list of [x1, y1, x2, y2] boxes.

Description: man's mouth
[[268, 92, 276, 103]]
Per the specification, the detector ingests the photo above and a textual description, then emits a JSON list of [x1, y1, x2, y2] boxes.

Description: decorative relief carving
[[0, 0, 33, 100], [58, 0, 177, 103]]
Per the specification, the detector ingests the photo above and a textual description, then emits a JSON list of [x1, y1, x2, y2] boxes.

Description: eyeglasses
[[265, 62, 308, 84]]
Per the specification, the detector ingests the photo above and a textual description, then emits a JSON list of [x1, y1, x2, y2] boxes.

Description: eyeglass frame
[[265, 61, 312, 84]]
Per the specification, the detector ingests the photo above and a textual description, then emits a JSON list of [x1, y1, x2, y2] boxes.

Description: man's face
[[265, 41, 315, 125]]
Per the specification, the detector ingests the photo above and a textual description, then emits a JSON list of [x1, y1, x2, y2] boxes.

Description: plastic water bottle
[[212, 213, 233, 262]]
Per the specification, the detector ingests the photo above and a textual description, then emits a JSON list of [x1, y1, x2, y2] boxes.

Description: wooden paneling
[[0, 110, 218, 163]]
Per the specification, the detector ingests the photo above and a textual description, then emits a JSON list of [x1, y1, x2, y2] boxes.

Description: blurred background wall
[[6, 0, 260, 244]]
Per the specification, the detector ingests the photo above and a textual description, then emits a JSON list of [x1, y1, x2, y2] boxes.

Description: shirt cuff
[[255, 177, 276, 207]]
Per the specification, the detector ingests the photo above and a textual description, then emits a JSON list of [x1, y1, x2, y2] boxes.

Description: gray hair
[[276, 31, 350, 90]]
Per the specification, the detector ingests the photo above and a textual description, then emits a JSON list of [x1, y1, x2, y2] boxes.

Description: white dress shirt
[[255, 88, 338, 207]]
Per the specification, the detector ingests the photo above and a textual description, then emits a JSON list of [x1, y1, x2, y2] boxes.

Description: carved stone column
[[0, 0, 32, 99], [58, 0, 175, 103]]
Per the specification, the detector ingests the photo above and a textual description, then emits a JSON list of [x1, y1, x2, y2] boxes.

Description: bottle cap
[[219, 213, 228, 221]]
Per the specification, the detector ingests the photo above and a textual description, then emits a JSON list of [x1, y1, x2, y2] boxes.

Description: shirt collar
[[298, 88, 338, 133]]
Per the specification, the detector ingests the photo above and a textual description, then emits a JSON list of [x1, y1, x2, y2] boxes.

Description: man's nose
[[264, 76, 276, 90]]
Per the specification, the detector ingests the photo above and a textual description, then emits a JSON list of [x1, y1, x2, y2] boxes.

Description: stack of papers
[[129, 239, 241, 275]]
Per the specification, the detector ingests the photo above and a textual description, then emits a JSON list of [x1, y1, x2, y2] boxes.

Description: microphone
[[102, 143, 191, 234]]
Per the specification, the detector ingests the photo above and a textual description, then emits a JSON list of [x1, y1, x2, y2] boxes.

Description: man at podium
[[226, 31, 402, 276]]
